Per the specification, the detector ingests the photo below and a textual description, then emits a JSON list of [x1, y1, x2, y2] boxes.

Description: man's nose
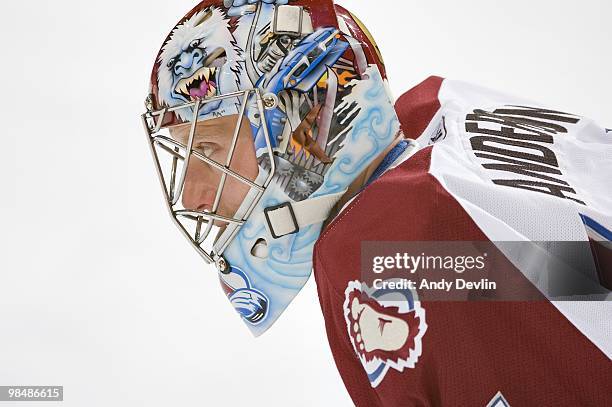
[[181, 162, 215, 211]]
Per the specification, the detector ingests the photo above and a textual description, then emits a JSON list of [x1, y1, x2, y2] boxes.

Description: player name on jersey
[[465, 105, 586, 205]]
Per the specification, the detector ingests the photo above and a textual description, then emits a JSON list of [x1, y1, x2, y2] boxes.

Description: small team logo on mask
[[219, 267, 269, 326], [343, 280, 427, 388]]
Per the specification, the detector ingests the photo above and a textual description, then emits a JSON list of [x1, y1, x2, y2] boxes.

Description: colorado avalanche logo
[[343, 280, 427, 388], [219, 267, 269, 326]]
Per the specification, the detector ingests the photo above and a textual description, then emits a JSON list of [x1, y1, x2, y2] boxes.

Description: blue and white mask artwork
[[142, 0, 401, 336]]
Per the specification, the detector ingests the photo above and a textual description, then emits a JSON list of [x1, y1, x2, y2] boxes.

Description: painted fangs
[[174, 66, 218, 99], [206, 83, 216, 98], [177, 81, 189, 96]]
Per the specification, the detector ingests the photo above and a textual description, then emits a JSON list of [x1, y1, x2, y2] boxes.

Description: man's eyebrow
[[188, 130, 227, 144]]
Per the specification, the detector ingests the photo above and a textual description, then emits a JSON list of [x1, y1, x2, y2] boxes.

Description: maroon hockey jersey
[[313, 77, 612, 406]]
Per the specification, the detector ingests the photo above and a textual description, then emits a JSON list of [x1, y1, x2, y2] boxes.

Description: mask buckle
[[264, 202, 299, 239]]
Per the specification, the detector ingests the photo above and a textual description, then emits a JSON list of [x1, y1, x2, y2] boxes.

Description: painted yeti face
[[157, 8, 244, 121], [167, 40, 222, 102]]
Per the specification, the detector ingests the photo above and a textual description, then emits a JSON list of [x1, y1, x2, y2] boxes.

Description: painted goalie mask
[[142, 0, 401, 336]]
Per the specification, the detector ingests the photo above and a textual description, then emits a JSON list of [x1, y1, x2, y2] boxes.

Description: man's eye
[[166, 58, 175, 68], [196, 143, 215, 157], [190, 39, 200, 48]]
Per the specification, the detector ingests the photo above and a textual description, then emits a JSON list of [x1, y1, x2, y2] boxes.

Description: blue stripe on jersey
[[364, 140, 410, 190], [581, 214, 612, 241]]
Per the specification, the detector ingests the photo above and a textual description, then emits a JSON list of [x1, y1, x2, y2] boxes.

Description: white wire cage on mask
[[141, 89, 277, 272]]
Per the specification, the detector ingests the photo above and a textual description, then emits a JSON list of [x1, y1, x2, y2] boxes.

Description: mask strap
[[263, 190, 347, 239]]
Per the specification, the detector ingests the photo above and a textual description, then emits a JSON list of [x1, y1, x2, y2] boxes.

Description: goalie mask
[[142, 0, 400, 336]]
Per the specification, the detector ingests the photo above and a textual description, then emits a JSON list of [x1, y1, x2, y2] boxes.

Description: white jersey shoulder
[[416, 79, 611, 243], [413, 79, 612, 359]]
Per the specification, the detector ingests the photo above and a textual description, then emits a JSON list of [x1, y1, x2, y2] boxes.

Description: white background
[[0, 1, 610, 406]]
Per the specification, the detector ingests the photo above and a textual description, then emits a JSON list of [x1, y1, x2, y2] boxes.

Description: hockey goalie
[[141, 0, 611, 405]]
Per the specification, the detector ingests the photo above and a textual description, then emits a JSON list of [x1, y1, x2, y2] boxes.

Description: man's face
[[170, 114, 259, 222]]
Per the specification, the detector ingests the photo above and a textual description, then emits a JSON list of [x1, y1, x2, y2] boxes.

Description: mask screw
[[262, 93, 278, 110], [216, 257, 230, 274], [144, 94, 154, 112]]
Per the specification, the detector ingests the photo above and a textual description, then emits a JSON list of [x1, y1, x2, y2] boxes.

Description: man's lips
[[196, 203, 213, 212]]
